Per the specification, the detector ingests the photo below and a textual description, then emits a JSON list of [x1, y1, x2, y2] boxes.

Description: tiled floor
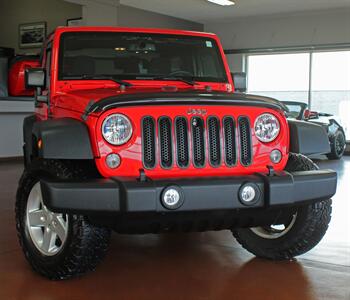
[[0, 157, 349, 300]]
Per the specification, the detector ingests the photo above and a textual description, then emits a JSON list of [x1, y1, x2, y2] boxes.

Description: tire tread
[[232, 153, 332, 260], [15, 159, 111, 280]]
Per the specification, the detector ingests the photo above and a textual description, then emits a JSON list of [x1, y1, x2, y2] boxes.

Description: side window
[[44, 49, 52, 89]]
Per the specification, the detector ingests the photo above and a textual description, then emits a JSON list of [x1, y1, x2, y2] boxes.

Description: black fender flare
[[24, 117, 93, 162], [288, 120, 331, 155], [23, 114, 37, 166]]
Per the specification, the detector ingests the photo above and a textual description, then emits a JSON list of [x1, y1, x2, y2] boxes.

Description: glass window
[[283, 102, 307, 119], [247, 53, 310, 103], [58, 32, 227, 83], [311, 51, 350, 139], [247, 50, 350, 141]]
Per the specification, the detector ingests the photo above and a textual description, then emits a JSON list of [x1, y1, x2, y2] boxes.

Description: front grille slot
[[207, 116, 221, 167], [142, 117, 156, 169], [141, 114, 254, 170], [191, 117, 205, 168], [159, 117, 173, 168], [223, 116, 237, 167], [238, 116, 252, 166], [175, 117, 189, 168]]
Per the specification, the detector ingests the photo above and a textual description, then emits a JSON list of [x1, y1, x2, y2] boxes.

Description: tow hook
[[267, 165, 276, 176]]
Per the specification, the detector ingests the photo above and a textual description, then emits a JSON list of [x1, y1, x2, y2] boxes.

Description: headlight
[[102, 114, 133, 145], [254, 113, 280, 143]]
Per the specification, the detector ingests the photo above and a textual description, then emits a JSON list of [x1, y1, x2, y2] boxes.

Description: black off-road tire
[[232, 153, 332, 260], [16, 159, 111, 280], [327, 130, 346, 160]]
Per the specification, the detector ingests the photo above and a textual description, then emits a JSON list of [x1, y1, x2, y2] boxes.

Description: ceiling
[[120, 0, 350, 23]]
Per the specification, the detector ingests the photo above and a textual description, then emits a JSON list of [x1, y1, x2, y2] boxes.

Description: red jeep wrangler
[[15, 27, 337, 280]]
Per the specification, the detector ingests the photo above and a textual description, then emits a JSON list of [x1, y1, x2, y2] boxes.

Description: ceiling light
[[207, 0, 235, 6]]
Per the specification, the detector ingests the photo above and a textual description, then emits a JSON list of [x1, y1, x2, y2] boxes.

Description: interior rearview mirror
[[232, 72, 247, 93], [25, 68, 45, 89]]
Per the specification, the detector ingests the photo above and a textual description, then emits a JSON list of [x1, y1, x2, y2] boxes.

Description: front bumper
[[40, 169, 337, 215]]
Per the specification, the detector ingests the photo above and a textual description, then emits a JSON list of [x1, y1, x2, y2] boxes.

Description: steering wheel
[[166, 70, 194, 77]]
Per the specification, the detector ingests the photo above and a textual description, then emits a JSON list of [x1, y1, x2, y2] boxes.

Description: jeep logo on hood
[[187, 108, 207, 116]]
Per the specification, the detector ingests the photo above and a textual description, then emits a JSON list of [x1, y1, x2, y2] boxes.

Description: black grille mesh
[[142, 115, 252, 169], [208, 117, 221, 167], [223, 117, 237, 166], [142, 117, 156, 169], [159, 117, 173, 168], [175, 117, 189, 168], [191, 117, 205, 168], [239, 117, 252, 166]]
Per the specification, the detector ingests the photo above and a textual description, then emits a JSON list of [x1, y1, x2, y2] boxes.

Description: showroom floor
[[0, 157, 349, 300]]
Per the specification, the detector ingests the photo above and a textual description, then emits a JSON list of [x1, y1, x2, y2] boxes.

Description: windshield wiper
[[75, 75, 133, 87], [153, 76, 197, 86]]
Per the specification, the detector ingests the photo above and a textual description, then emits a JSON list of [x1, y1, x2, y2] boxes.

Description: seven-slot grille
[[142, 115, 252, 169]]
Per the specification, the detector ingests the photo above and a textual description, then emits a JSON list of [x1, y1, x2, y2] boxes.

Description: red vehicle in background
[[11, 27, 337, 280], [8, 56, 40, 96]]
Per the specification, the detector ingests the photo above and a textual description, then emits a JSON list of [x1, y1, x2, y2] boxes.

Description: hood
[[55, 86, 287, 117], [56, 86, 176, 113], [55, 83, 229, 113]]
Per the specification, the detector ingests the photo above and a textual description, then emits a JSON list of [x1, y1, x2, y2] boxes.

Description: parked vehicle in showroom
[[282, 101, 347, 159], [3, 27, 337, 280]]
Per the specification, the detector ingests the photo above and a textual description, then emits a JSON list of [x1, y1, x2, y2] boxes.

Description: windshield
[[58, 32, 228, 83], [284, 103, 305, 119]]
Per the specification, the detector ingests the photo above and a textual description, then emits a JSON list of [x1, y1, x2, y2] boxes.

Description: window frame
[[239, 47, 350, 142], [57, 31, 229, 83], [244, 48, 350, 106]]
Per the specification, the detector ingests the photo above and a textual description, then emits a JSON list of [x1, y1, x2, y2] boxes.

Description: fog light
[[239, 183, 260, 206], [270, 150, 282, 164], [106, 153, 121, 169], [241, 186, 256, 202], [161, 186, 184, 210]]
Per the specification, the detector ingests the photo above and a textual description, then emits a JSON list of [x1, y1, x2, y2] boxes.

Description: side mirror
[[25, 68, 47, 104], [232, 72, 247, 93], [25, 68, 45, 89]]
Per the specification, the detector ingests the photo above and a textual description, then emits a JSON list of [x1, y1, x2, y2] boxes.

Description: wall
[[206, 9, 350, 143], [66, 1, 203, 30], [0, 100, 34, 157], [205, 9, 350, 51], [226, 54, 245, 73], [0, 0, 203, 55], [0, 0, 80, 157], [0, 0, 202, 158], [0, 0, 82, 54], [82, 0, 118, 26], [118, 5, 203, 31]]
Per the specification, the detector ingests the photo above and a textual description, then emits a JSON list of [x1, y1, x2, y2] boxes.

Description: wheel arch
[[328, 119, 346, 138], [288, 120, 331, 155], [23, 115, 37, 167], [24, 117, 94, 164]]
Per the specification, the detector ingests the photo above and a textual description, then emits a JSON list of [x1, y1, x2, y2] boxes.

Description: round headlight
[[254, 113, 280, 143], [102, 114, 133, 145]]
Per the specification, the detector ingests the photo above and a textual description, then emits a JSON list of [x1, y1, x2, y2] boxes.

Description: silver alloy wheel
[[335, 132, 346, 156], [250, 213, 298, 239], [26, 182, 68, 256]]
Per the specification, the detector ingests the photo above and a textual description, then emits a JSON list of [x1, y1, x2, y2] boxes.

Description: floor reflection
[[0, 157, 349, 299]]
